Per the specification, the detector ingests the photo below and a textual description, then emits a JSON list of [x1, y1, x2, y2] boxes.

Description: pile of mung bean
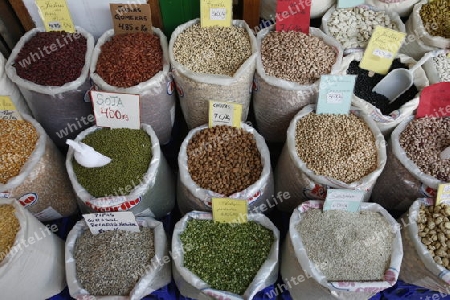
[[0, 205, 20, 263], [295, 113, 377, 183], [432, 54, 450, 82], [180, 219, 273, 295], [297, 209, 394, 281], [399, 117, 450, 182], [260, 31, 336, 84], [419, 0, 450, 39], [187, 126, 262, 196]]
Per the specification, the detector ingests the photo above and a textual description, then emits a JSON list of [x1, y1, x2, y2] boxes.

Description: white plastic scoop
[[66, 139, 112, 168]]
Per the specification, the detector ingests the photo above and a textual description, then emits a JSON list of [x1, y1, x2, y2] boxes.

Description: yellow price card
[[212, 198, 248, 223], [436, 183, 450, 206], [0, 96, 22, 120], [36, 0, 75, 33], [209, 100, 242, 128], [200, 0, 233, 28]]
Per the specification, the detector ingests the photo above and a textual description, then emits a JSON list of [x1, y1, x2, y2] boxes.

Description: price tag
[[212, 198, 248, 223], [200, 0, 232, 27], [90, 91, 140, 129], [416, 82, 450, 118], [436, 184, 450, 206], [0, 96, 23, 121], [337, 0, 364, 8], [323, 189, 364, 212], [83, 212, 140, 234], [110, 4, 153, 35], [35, 0, 75, 33], [275, 0, 311, 33], [360, 26, 406, 75], [316, 75, 356, 115], [208, 100, 242, 128]]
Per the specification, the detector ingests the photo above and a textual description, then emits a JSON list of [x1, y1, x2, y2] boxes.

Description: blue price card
[[323, 189, 364, 213], [337, 0, 365, 9], [316, 75, 356, 115]]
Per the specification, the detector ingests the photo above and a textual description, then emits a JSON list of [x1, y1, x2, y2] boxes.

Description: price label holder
[[0, 96, 23, 121], [90, 91, 140, 129], [323, 189, 364, 212], [83, 212, 140, 234], [275, 0, 311, 33], [360, 26, 406, 75], [35, 0, 75, 32], [212, 198, 248, 223], [110, 4, 153, 35], [200, 0, 233, 28], [208, 100, 242, 128], [416, 82, 450, 118], [436, 184, 450, 206], [316, 75, 356, 115], [337, 0, 364, 8]]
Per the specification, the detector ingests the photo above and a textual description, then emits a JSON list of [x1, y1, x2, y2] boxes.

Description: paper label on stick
[[337, 0, 364, 8], [275, 0, 311, 33], [316, 75, 356, 115], [436, 184, 450, 206], [323, 189, 364, 212], [83, 212, 140, 234], [209, 100, 242, 128], [110, 4, 153, 35], [0, 96, 23, 120], [416, 82, 450, 118], [212, 198, 248, 223], [200, 0, 232, 27], [35, 0, 75, 33]]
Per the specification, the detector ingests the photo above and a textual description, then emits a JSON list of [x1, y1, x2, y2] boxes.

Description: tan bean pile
[[187, 126, 262, 196], [295, 113, 377, 183], [261, 31, 336, 84], [419, 0, 450, 39], [0, 205, 20, 263]]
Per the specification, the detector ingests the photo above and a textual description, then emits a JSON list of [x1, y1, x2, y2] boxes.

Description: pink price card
[[416, 82, 450, 119], [275, 0, 311, 33]]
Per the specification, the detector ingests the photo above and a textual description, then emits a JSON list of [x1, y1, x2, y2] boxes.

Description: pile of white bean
[[432, 54, 450, 82]]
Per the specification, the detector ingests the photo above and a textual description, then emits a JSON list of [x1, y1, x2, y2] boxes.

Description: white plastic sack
[[281, 200, 403, 300], [423, 49, 450, 84], [0, 53, 30, 115], [400, 14, 437, 61], [0, 198, 65, 300], [66, 123, 175, 218], [275, 104, 387, 212], [365, 0, 421, 17], [90, 28, 176, 145], [66, 216, 171, 299], [252, 25, 343, 143], [260, 0, 335, 20], [169, 19, 257, 129], [172, 211, 280, 300], [177, 123, 274, 216]]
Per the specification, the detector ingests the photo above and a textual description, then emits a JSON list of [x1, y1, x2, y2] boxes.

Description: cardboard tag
[[90, 91, 140, 129], [0, 96, 23, 120], [416, 82, 450, 118], [323, 189, 364, 212], [436, 184, 450, 206], [212, 198, 248, 223], [337, 0, 364, 8], [35, 0, 75, 33], [360, 26, 406, 75], [110, 4, 153, 35], [209, 100, 242, 128], [200, 0, 232, 28], [316, 75, 356, 115], [275, 0, 311, 33], [83, 212, 140, 234]]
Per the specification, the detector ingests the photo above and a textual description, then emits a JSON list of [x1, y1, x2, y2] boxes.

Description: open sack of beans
[[0, 198, 65, 300], [66, 216, 171, 299], [0, 114, 78, 221], [365, 0, 421, 17], [260, 0, 335, 20], [252, 25, 343, 143], [66, 124, 175, 218], [275, 104, 387, 212], [169, 19, 257, 129], [172, 211, 279, 299], [90, 28, 175, 145], [281, 200, 403, 300], [372, 116, 449, 215], [5, 27, 95, 148], [423, 49, 450, 84], [177, 124, 274, 215]]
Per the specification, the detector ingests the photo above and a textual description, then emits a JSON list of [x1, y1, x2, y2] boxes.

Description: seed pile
[[432, 54, 450, 82], [297, 209, 394, 281], [180, 219, 273, 295], [74, 227, 155, 295], [347, 59, 419, 115], [14, 31, 87, 86], [0, 205, 20, 263], [72, 128, 152, 198], [187, 126, 262, 196], [261, 31, 336, 84], [295, 113, 377, 183], [173, 24, 252, 76], [96, 32, 163, 88], [0, 120, 38, 184], [399, 117, 450, 182], [419, 0, 450, 39]]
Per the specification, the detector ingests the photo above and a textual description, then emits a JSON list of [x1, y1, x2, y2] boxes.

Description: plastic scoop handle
[[441, 146, 450, 160]]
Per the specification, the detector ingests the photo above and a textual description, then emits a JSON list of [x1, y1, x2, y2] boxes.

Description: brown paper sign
[[110, 4, 153, 35]]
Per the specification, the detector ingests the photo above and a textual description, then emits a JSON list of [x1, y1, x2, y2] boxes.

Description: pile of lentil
[[419, 0, 450, 39], [72, 128, 152, 198], [14, 31, 87, 86], [347, 59, 419, 115], [0, 205, 20, 263], [295, 113, 377, 183], [187, 126, 262, 196], [74, 227, 155, 295], [173, 24, 252, 76], [260, 31, 336, 84], [0, 120, 39, 184], [399, 117, 450, 182], [180, 219, 273, 295], [96, 32, 163, 88], [297, 209, 394, 281], [432, 54, 450, 82]]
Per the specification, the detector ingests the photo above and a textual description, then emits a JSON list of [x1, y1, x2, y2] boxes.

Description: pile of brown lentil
[[295, 113, 377, 183], [96, 32, 163, 88], [0, 120, 39, 184], [187, 126, 262, 196], [0, 205, 20, 263], [399, 117, 450, 182], [419, 0, 450, 39]]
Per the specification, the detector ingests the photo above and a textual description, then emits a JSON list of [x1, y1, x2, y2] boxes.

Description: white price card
[[323, 189, 364, 213], [208, 100, 242, 128], [316, 75, 356, 115], [436, 183, 450, 206], [83, 212, 140, 234]]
